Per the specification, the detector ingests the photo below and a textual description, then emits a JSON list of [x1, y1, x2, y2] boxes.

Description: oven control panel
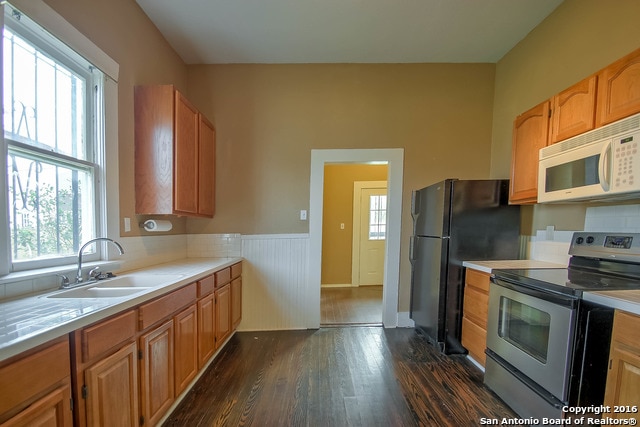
[[570, 232, 640, 262]]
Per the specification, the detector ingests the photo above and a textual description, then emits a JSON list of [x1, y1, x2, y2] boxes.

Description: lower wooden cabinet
[[461, 268, 490, 366], [198, 293, 216, 368], [84, 342, 139, 427], [140, 320, 174, 426], [66, 262, 242, 426], [1, 384, 71, 427], [231, 276, 242, 330], [0, 337, 72, 426], [215, 283, 232, 348], [174, 304, 198, 395], [604, 310, 640, 413]]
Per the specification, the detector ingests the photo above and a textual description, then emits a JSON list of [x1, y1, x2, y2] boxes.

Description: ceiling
[[136, 0, 564, 65]]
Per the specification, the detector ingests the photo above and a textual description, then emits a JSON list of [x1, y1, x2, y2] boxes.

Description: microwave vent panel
[[540, 113, 640, 159]]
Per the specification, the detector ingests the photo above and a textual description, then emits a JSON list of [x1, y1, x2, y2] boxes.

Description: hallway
[[321, 285, 383, 325]]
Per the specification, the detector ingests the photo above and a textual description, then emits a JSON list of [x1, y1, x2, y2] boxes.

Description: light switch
[[300, 210, 307, 221], [124, 217, 131, 232], [340, 223, 345, 230]]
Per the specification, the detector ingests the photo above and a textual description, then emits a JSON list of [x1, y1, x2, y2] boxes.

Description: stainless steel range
[[485, 232, 640, 419]]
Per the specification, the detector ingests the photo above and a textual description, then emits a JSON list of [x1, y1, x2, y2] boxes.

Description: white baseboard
[[321, 283, 353, 288], [395, 312, 415, 328]]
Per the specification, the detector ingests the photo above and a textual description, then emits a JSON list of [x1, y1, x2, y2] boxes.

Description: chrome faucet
[[75, 237, 125, 284]]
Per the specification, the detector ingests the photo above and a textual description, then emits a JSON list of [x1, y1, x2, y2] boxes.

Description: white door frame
[[351, 181, 387, 287], [309, 148, 404, 328]]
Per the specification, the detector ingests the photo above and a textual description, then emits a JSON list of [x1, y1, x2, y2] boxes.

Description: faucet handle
[[89, 267, 101, 279], [57, 274, 70, 288]]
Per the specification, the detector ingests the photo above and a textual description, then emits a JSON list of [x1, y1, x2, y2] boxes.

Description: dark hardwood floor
[[321, 285, 383, 325], [163, 327, 515, 426]]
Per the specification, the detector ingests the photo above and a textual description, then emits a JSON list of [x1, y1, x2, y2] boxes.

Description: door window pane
[[368, 194, 387, 240]]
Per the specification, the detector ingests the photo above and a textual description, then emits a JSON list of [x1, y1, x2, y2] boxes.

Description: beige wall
[[39, 0, 190, 236], [321, 164, 388, 285], [186, 63, 497, 310], [490, 0, 640, 234]]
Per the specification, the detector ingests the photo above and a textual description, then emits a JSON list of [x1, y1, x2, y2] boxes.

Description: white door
[[356, 186, 387, 286]]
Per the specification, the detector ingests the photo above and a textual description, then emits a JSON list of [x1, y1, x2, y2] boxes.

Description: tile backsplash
[[584, 204, 640, 232], [0, 233, 242, 301]]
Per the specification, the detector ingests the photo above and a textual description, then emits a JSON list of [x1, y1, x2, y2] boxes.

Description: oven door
[[487, 280, 577, 401]]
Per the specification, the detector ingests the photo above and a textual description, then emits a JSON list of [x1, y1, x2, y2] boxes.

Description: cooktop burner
[[492, 232, 640, 298]]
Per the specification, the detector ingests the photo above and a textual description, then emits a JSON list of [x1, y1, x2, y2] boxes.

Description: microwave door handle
[[598, 141, 612, 191]]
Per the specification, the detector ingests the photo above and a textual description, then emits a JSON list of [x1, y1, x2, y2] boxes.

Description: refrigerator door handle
[[409, 237, 416, 262]]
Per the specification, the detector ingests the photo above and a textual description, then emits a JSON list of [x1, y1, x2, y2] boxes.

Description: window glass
[[3, 5, 103, 270], [368, 194, 387, 240]]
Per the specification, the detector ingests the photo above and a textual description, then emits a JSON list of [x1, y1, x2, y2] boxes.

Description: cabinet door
[[604, 345, 640, 412], [597, 48, 640, 127], [604, 311, 640, 412], [215, 284, 231, 348], [198, 115, 215, 217], [509, 100, 550, 204], [174, 305, 198, 396], [1, 385, 71, 427], [174, 91, 199, 215], [198, 293, 216, 368], [549, 75, 597, 144], [85, 342, 139, 427], [140, 320, 174, 426], [231, 277, 242, 330]]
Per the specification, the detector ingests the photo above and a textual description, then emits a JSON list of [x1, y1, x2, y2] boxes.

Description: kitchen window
[[0, 2, 119, 275]]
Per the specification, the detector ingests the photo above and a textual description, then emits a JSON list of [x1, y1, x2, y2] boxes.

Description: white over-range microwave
[[538, 112, 640, 203]]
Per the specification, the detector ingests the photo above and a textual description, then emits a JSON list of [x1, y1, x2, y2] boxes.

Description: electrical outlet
[[124, 217, 131, 232]]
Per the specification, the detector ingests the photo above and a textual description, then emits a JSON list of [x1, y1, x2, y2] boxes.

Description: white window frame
[[0, 0, 119, 277]]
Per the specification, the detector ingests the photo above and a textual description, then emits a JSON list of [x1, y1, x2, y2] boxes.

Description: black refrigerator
[[409, 179, 520, 354]]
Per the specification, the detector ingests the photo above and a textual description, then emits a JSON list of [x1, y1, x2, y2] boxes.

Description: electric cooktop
[[492, 232, 640, 298]]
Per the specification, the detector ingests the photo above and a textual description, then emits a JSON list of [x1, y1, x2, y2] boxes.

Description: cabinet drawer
[[231, 262, 242, 280], [463, 286, 489, 328], [465, 268, 490, 292], [139, 283, 197, 330], [462, 316, 487, 366], [611, 311, 640, 349], [215, 267, 231, 288], [0, 337, 70, 418], [82, 310, 137, 362], [198, 275, 215, 297]]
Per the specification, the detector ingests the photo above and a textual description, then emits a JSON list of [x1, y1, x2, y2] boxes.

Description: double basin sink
[[45, 274, 184, 299]]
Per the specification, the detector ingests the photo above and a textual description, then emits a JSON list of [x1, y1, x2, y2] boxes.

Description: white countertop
[[583, 290, 640, 316], [0, 257, 241, 362], [462, 260, 566, 274]]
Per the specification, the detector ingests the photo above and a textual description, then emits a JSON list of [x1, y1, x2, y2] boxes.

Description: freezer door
[[413, 180, 452, 238], [410, 235, 449, 348]]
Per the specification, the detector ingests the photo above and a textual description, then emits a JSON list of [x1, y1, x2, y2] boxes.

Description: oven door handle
[[492, 277, 578, 308]]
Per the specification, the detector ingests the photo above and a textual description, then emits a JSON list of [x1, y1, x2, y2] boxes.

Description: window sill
[[0, 261, 122, 286]]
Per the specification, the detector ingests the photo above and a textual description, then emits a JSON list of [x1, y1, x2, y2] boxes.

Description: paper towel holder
[[141, 219, 173, 232]]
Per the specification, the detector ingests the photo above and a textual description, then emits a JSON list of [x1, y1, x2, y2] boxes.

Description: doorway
[[319, 165, 387, 325], [308, 149, 404, 329]]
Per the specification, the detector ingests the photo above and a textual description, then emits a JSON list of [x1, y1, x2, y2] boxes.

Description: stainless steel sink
[[91, 274, 184, 288], [45, 274, 185, 298], [47, 286, 151, 299]]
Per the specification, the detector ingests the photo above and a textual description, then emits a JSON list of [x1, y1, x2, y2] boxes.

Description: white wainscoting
[[239, 234, 312, 331]]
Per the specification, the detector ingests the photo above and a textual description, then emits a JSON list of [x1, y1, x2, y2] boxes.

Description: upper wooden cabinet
[[597, 47, 640, 127], [509, 100, 550, 204], [549, 75, 597, 144], [135, 85, 215, 217]]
